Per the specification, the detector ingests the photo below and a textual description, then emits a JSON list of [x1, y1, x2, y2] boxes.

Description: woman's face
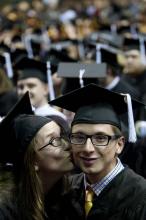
[[34, 121, 74, 176]]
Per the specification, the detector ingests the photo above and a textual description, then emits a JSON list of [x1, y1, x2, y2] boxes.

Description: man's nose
[[83, 138, 95, 152]]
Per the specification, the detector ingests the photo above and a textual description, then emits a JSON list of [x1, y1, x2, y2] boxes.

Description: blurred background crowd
[[1, 0, 146, 138]]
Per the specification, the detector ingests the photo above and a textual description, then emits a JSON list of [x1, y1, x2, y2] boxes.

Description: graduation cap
[[95, 44, 121, 66], [50, 83, 145, 143], [98, 23, 112, 33], [85, 42, 122, 68], [57, 62, 107, 93], [88, 25, 123, 49], [58, 62, 106, 78], [57, 39, 86, 60], [116, 23, 132, 35], [13, 56, 47, 83], [116, 23, 138, 35], [13, 56, 55, 100], [10, 48, 28, 65], [0, 91, 53, 164], [47, 48, 77, 63], [0, 42, 10, 53], [11, 34, 22, 43], [100, 48, 119, 68], [0, 91, 33, 163], [46, 48, 77, 74], [123, 37, 140, 50]]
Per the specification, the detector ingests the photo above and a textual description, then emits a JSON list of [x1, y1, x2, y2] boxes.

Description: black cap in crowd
[[57, 62, 107, 94], [13, 56, 48, 83]]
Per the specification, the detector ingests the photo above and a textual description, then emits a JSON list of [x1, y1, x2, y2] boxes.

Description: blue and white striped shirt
[[84, 158, 124, 196]]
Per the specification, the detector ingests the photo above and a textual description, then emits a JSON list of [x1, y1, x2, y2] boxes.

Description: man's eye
[[95, 135, 106, 141]]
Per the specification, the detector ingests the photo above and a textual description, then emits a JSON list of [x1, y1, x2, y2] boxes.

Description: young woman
[[0, 92, 74, 220]]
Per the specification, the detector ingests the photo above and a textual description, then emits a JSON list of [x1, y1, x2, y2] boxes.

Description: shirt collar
[[84, 158, 124, 196], [105, 76, 120, 90]]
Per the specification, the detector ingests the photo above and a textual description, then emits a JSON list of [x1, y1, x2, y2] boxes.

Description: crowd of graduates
[[0, 0, 146, 167], [1, 0, 146, 219]]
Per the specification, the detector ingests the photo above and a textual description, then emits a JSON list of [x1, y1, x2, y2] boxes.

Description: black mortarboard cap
[[58, 62, 107, 78], [0, 42, 10, 53], [116, 24, 131, 35], [100, 48, 119, 68], [13, 56, 47, 83], [85, 42, 122, 69], [0, 91, 32, 162], [99, 33, 123, 48], [47, 48, 77, 64], [50, 83, 145, 143], [123, 37, 140, 50], [88, 23, 123, 48], [10, 48, 28, 65], [0, 92, 53, 164], [57, 62, 106, 93], [11, 34, 22, 43]]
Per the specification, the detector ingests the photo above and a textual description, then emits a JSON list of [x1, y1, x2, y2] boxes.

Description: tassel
[[79, 69, 85, 88], [124, 94, 137, 143]]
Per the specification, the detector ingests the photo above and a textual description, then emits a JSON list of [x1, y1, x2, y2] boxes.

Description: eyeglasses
[[38, 137, 68, 151], [69, 133, 120, 148]]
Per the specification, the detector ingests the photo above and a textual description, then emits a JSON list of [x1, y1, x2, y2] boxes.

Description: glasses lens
[[52, 137, 66, 147], [70, 134, 85, 144], [92, 135, 109, 146]]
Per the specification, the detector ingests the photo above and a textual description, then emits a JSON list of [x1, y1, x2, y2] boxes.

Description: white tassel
[[46, 61, 55, 101], [124, 94, 137, 143], [79, 69, 85, 88]]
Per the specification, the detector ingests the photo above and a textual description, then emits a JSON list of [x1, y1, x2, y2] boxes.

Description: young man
[[50, 83, 146, 220], [14, 57, 67, 120]]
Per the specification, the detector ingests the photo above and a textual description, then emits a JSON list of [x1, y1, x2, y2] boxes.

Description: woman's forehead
[[36, 121, 61, 137]]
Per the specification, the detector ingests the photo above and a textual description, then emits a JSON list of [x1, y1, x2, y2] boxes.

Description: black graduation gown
[[121, 71, 146, 120], [121, 70, 146, 97], [60, 167, 146, 220], [111, 77, 140, 100], [0, 196, 18, 220], [0, 177, 67, 220]]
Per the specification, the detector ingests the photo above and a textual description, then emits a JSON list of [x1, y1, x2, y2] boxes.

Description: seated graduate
[[49, 83, 146, 220], [13, 57, 67, 120], [0, 92, 74, 220]]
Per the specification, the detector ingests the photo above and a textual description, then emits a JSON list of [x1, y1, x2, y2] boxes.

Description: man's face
[[17, 77, 48, 108], [123, 50, 145, 75], [71, 123, 124, 183]]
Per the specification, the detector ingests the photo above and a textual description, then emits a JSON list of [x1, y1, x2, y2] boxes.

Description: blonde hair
[[17, 138, 45, 220], [0, 68, 13, 94]]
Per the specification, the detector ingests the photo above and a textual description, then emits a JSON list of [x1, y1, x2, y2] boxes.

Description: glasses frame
[[69, 133, 120, 147], [38, 136, 67, 151]]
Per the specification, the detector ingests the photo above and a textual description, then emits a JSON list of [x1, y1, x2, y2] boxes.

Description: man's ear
[[116, 136, 125, 155]]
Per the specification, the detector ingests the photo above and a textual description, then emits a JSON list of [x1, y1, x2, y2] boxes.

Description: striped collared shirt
[[84, 158, 124, 197]]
